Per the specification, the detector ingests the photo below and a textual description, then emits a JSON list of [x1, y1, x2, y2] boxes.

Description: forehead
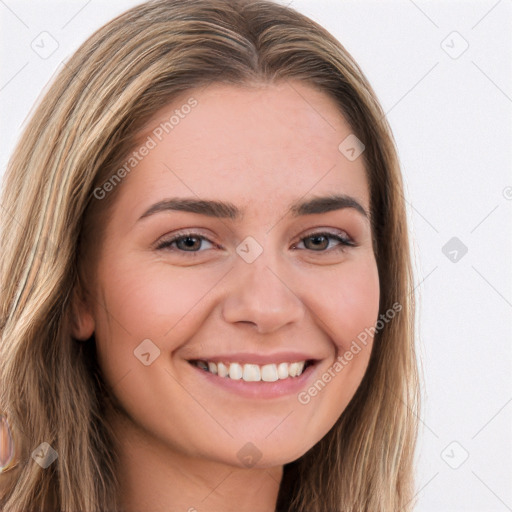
[[119, 80, 370, 221]]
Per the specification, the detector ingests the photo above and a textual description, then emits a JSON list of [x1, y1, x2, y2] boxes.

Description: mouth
[[188, 359, 316, 382]]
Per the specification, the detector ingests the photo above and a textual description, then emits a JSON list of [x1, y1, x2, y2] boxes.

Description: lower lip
[[188, 361, 319, 399]]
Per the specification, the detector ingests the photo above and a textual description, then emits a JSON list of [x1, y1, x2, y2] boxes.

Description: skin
[[72, 80, 380, 512]]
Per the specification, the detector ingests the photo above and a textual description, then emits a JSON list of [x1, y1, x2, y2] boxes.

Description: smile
[[190, 359, 314, 382]]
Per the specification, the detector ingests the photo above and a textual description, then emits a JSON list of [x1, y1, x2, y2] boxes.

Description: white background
[[1, 1, 511, 510]]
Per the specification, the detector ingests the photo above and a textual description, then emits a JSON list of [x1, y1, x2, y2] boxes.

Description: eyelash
[[156, 230, 355, 255]]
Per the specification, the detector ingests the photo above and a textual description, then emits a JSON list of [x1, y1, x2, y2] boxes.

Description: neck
[[111, 411, 283, 512]]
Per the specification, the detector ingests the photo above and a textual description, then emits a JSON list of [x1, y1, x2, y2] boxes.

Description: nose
[[221, 251, 305, 334]]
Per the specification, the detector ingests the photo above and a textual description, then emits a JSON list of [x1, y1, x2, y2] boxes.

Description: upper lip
[[187, 352, 320, 366]]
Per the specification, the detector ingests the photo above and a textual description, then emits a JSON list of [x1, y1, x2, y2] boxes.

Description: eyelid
[[295, 227, 354, 246], [155, 230, 219, 251]]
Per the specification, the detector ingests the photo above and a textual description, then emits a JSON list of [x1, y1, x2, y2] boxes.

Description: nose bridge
[[221, 241, 304, 333]]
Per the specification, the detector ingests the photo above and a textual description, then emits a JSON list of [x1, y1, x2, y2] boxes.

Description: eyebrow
[[138, 193, 369, 222]]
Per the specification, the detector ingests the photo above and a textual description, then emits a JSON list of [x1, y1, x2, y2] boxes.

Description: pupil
[[308, 235, 327, 250], [180, 236, 199, 250]]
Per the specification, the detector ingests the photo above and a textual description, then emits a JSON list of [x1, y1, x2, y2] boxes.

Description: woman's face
[[76, 81, 380, 468]]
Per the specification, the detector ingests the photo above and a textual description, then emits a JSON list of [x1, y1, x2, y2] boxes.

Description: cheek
[[303, 254, 380, 353], [292, 255, 379, 437], [97, 259, 224, 340], [91, 258, 229, 381]]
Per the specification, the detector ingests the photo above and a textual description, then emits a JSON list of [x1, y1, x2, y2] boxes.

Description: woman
[[0, 0, 421, 510]]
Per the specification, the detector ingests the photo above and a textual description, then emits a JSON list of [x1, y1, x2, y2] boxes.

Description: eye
[[156, 232, 216, 253], [293, 230, 355, 252], [156, 229, 355, 255]]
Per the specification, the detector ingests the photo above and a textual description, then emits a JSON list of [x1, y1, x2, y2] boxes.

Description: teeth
[[229, 362, 243, 380], [277, 362, 289, 380], [193, 359, 309, 381], [261, 364, 279, 382], [289, 362, 304, 377], [217, 362, 228, 377], [243, 364, 261, 382]]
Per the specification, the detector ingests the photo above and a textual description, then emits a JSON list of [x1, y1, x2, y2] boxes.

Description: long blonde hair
[[0, 0, 421, 510]]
